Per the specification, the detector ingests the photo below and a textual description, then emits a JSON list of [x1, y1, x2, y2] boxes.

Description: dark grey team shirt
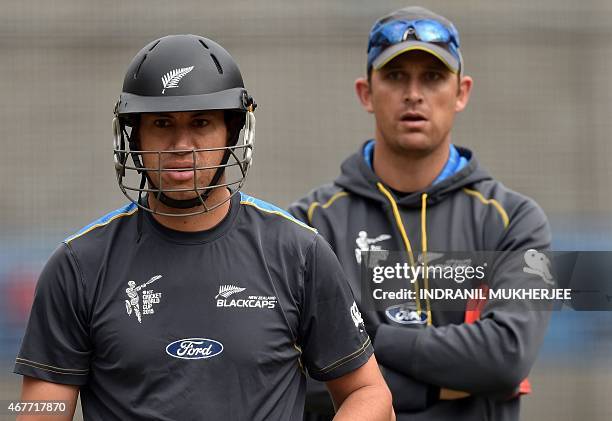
[[15, 192, 372, 421]]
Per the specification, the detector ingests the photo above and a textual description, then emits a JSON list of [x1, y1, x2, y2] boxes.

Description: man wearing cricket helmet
[[15, 34, 392, 420]]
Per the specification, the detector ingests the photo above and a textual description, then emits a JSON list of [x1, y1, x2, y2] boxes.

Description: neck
[[372, 139, 451, 193], [147, 187, 232, 232]]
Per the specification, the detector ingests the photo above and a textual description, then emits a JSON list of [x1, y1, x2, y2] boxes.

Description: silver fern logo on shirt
[[161, 66, 194, 94], [215, 284, 277, 309], [215, 285, 246, 299]]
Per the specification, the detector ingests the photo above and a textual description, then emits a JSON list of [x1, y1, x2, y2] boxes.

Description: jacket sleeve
[[287, 183, 343, 228], [380, 365, 439, 411], [374, 199, 552, 396], [287, 186, 342, 250]]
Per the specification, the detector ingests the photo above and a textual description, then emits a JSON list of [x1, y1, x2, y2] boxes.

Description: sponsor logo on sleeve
[[166, 338, 224, 360], [523, 249, 554, 285], [350, 301, 365, 332]]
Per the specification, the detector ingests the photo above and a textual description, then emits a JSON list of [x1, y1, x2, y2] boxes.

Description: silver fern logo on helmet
[[161, 66, 194, 94]]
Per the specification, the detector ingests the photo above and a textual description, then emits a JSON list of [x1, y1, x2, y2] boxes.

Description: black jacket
[[289, 142, 552, 421]]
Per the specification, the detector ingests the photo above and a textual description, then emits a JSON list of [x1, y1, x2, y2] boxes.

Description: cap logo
[[161, 66, 194, 94]]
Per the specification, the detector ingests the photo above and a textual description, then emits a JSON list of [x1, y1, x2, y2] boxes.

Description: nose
[[404, 79, 424, 105], [169, 125, 196, 153]]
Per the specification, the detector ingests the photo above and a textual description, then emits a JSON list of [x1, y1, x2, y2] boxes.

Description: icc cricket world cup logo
[[125, 275, 162, 323]]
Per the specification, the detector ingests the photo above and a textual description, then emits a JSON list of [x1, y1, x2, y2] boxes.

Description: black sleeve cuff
[[14, 359, 88, 386], [310, 339, 374, 382]]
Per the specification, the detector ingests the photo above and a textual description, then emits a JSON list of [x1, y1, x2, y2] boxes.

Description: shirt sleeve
[[14, 242, 92, 386], [298, 235, 373, 382]]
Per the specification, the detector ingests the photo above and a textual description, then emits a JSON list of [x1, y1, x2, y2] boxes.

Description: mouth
[[399, 112, 428, 130], [160, 162, 197, 182], [400, 111, 428, 123]]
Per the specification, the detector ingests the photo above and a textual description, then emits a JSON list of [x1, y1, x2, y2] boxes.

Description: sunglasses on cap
[[367, 19, 462, 72]]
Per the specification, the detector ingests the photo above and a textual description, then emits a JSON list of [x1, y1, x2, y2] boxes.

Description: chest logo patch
[[354, 231, 391, 265], [166, 338, 224, 360], [215, 284, 277, 309], [125, 274, 163, 323]]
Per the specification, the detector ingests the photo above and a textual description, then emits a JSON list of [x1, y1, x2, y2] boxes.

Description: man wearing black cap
[[291, 7, 551, 421], [14, 34, 393, 420]]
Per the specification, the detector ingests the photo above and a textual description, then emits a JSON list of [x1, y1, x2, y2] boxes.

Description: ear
[[455, 75, 473, 113], [355, 77, 374, 114]]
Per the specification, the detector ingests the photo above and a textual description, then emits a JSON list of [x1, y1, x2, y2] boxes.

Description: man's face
[[138, 110, 227, 202], [356, 50, 472, 156]]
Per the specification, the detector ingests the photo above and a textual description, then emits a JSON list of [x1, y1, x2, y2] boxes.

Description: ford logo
[[385, 304, 427, 325], [166, 338, 224, 360]]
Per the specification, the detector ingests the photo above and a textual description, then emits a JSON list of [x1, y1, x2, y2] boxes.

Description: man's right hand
[[440, 388, 470, 400]]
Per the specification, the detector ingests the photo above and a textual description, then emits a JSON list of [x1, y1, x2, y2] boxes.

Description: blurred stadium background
[[1, 0, 612, 419]]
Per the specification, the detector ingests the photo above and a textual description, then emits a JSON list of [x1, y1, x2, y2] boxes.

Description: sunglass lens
[[413, 20, 451, 43]]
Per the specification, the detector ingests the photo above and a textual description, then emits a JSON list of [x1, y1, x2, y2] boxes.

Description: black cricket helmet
[[113, 34, 256, 216]]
